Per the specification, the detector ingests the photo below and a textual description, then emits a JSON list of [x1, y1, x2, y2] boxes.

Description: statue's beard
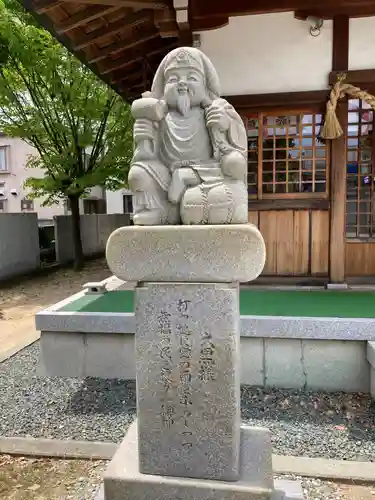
[[176, 93, 191, 116]]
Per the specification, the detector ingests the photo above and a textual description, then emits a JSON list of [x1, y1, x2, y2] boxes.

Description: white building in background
[[106, 188, 133, 215], [0, 135, 67, 222], [0, 134, 131, 224]]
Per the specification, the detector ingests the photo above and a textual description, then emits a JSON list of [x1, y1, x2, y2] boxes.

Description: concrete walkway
[[0, 322, 40, 363], [0, 259, 110, 362]]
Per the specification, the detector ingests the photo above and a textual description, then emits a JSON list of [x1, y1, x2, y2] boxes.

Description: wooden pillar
[[329, 15, 349, 283]]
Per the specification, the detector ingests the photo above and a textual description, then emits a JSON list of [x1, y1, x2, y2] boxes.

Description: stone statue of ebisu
[[128, 47, 248, 225]]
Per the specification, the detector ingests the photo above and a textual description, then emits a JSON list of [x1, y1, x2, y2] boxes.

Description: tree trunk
[[68, 194, 84, 271]]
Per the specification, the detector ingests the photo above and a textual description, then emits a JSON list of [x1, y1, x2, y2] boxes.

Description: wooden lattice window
[[244, 110, 328, 199], [346, 99, 375, 239]]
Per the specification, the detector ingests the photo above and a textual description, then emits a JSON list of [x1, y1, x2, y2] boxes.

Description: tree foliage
[[0, 0, 133, 268], [0, 0, 133, 206]]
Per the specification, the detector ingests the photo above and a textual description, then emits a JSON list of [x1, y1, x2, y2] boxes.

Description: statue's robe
[[134, 100, 247, 193]]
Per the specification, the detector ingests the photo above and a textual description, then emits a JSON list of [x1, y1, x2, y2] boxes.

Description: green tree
[[0, 0, 133, 269]]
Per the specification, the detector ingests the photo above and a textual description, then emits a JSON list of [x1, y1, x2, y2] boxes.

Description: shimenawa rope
[[321, 72, 375, 140]]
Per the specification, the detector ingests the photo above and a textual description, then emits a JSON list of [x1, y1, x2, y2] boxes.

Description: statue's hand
[[134, 118, 156, 143], [205, 101, 230, 132]]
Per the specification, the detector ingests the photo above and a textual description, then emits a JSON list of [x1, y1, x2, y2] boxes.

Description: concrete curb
[[0, 334, 40, 363], [1, 437, 375, 482], [0, 437, 117, 460], [272, 454, 375, 482]]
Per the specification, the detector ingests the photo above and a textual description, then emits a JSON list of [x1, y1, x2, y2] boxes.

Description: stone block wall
[[0, 213, 40, 280], [54, 214, 130, 264], [367, 342, 375, 398], [242, 338, 369, 393], [39, 332, 371, 394]]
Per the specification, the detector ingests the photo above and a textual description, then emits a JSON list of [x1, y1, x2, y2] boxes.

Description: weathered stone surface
[[102, 421, 291, 500], [39, 331, 85, 378], [371, 369, 375, 399], [303, 340, 369, 393], [135, 282, 240, 481], [128, 47, 248, 226], [264, 339, 306, 390], [39, 331, 135, 379], [106, 224, 265, 283]]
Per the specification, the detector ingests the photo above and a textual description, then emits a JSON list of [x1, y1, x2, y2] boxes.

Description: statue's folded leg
[[128, 163, 179, 225]]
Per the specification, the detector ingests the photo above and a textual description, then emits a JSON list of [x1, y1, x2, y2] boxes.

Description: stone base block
[[99, 421, 303, 500], [96, 480, 302, 500]]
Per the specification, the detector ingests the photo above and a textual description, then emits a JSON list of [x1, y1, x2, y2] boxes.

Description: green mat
[[59, 289, 375, 318]]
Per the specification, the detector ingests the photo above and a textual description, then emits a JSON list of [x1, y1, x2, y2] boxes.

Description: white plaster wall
[[349, 17, 375, 70], [106, 188, 133, 214], [106, 189, 124, 214], [0, 136, 65, 220], [197, 13, 332, 96]]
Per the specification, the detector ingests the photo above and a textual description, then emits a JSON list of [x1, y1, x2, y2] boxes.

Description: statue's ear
[[151, 56, 167, 99], [200, 52, 221, 100]]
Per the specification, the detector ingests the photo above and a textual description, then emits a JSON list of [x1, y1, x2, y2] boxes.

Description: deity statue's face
[[163, 67, 206, 116]]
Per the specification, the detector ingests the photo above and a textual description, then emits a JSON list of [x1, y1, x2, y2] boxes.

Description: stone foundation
[[367, 342, 375, 398], [39, 331, 370, 394], [99, 421, 301, 500]]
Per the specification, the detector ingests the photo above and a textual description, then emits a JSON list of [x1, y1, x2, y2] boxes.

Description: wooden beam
[[88, 29, 160, 63], [296, 4, 375, 19], [105, 0, 169, 7], [178, 29, 192, 46], [329, 14, 349, 284], [248, 199, 330, 211], [332, 15, 349, 71], [34, 0, 66, 13], [190, 16, 229, 31], [115, 54, 162, 84], [70, 0, 169, 7], [158, 20, 179, 37], [21, 0, 124, 100], [192, 0, 375, 18], [109, 0, 169, 6], [226, 90, 329, 112], [174, 0, 189, 30], [329, 69, 375, 85], [101, 40, 173, 76], [154, 8, 179, 37], [74, 9, 151, 50], [56, 5, 120, 33], [110, 41, 177, 83], [174, 0, 192, 46]]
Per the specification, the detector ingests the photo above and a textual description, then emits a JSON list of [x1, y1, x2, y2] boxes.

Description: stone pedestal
[[136, 282, 240, 481], [100, 224, 303, 500]]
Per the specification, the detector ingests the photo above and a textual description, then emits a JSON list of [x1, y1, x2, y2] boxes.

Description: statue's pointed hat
[[151, 47, 220, 100]]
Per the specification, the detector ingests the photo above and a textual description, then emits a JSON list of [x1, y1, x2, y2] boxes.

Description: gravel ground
[[275, 475, 375, 500], [1, 342, 375, 463]]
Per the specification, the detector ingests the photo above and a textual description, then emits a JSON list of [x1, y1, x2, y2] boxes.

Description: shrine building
[[21, 0, 375, 284]]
